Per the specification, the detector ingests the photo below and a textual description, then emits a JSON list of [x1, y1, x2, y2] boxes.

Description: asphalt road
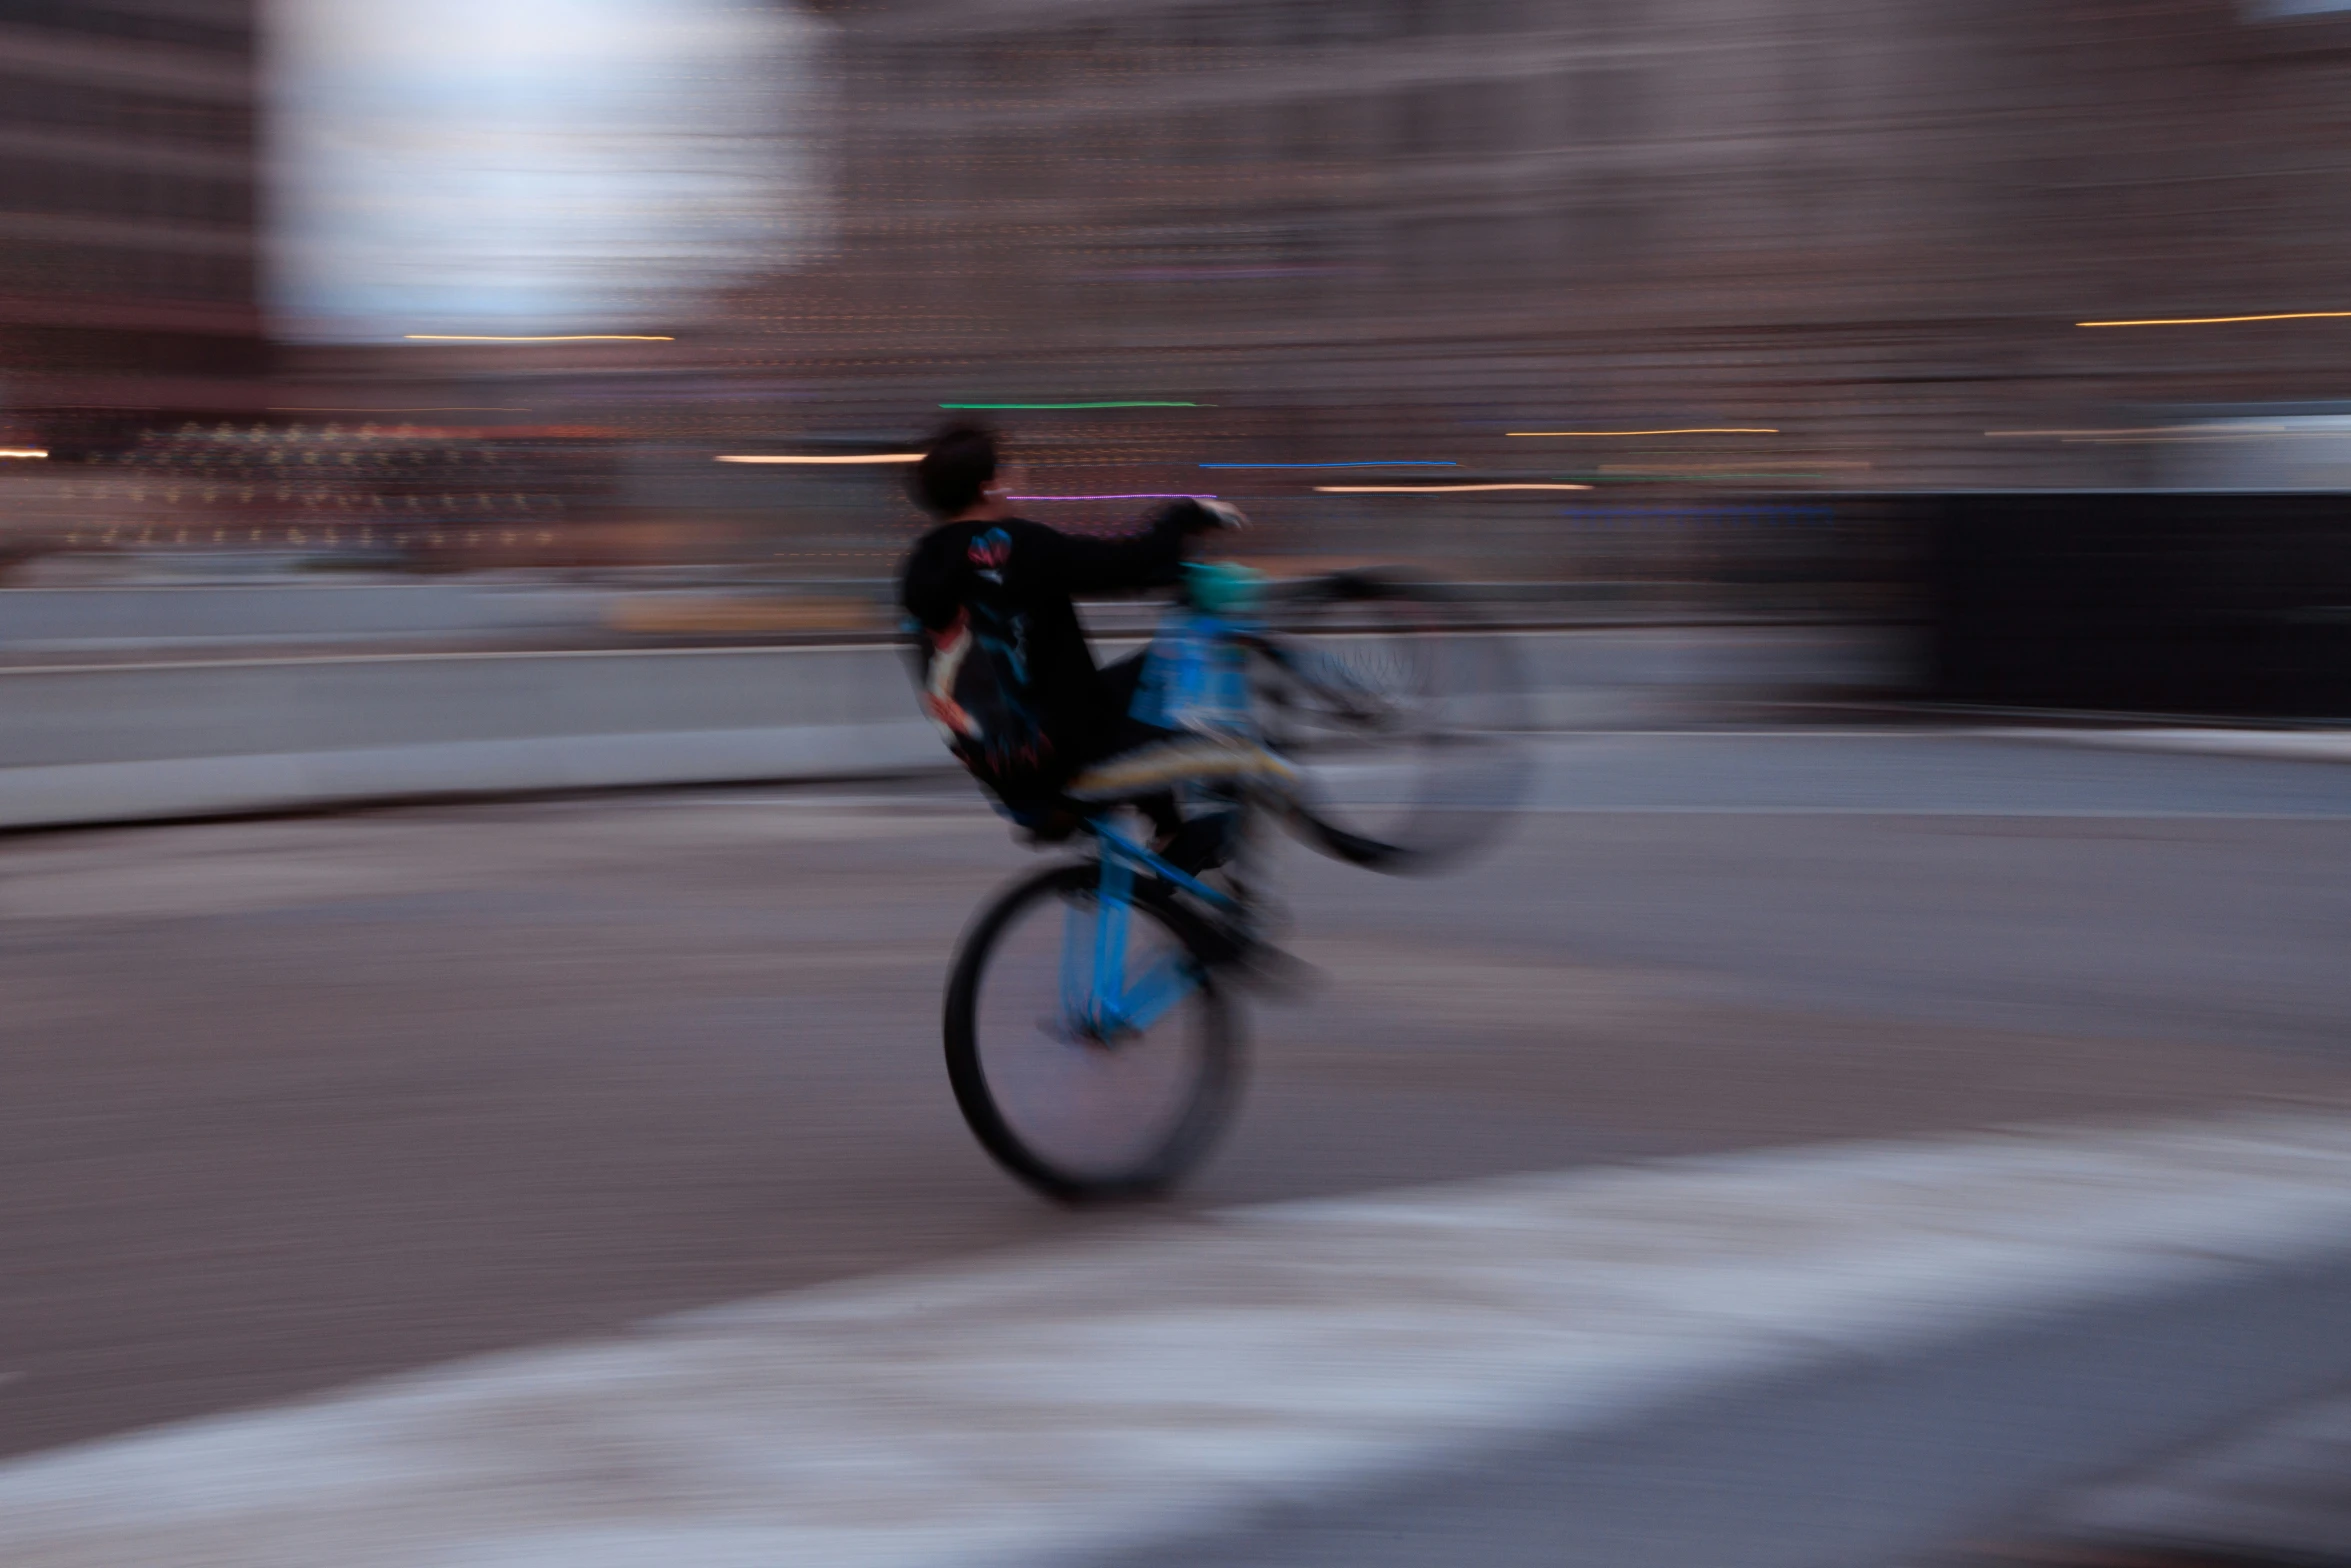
[[4, 730, 2349, 1460]]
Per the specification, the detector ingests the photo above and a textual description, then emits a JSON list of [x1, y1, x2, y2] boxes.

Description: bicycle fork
[[1058, 832, 1234, 1046]]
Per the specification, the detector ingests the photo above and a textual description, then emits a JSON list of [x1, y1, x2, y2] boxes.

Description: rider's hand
[[1164, 498, 1247, 534]]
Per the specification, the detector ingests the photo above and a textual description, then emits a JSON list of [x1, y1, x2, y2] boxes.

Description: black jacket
[[898, 505, 1201, 770]]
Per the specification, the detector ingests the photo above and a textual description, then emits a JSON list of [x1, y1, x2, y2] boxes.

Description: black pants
[[1076, 649, 1176, 769], [1083, 651, 1241, 872]]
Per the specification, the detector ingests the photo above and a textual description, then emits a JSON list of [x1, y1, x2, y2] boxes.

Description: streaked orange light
[[0, 447, 48, 459], [2076, 312, 2351, 327]]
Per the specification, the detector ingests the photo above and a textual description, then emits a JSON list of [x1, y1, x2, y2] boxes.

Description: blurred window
[[1389, 214, 1450, 282], [1279, 4, 1333, 48], [0, 0, 252, 53], [1580, 173, 1652, 265], [1092, 117, 1142, 179], [0, 237, 230, 300], [1577, 67, 1648, 145], [1277, 98, 1325, 165], [1152, 4, 1203, 52], [1394, 84, 1439, 158], [1458, 0, 1531, 35], [1067, 20, 1112, 67], [976, 39, 1025, 88], [1395, 81, 1505, 160], [0, 72, 248, 147], [988, 129, 1051, 198], [0, 145, 247, 228]]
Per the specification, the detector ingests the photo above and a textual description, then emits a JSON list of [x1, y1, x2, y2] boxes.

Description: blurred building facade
[[13, 1, 2347, 580], [730, 0, 2351, 538], [0, 0, 267, 454]]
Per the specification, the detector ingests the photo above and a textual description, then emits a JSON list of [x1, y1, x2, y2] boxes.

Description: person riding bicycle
[[897, 422, 1290, 866]]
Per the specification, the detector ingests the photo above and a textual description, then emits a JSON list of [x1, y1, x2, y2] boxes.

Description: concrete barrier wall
[[0, 646, 937, 829], [0, 628, 1890, 830], [1509, 625, 1888, 726], [0, 585, 620, 649]]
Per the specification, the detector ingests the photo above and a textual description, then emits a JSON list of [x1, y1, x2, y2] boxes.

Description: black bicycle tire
[[1262, 572, 1532, 874], [944, 862, 1241, 1202]]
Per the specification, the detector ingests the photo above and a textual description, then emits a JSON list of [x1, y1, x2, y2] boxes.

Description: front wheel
[[945, 864, 1240, 1202], [1258, 571, 1533, 873]]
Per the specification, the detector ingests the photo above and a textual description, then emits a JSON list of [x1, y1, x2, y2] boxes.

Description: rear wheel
[[945, 864, 1239, 1201], [1259, 572, 1531, 871]]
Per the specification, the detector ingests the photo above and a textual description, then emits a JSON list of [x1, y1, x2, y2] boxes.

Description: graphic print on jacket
[[920, 529, 1054, 796]]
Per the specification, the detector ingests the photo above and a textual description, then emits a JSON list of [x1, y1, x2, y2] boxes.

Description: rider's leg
[[1066, 733, 1297, 803], [1065, 676, 1184, 848], [1073, 649, 1293, 866], [1155, 780, 1242, 873], [1095, 648, 1149, 710], [1067, 739, 1297, 892]]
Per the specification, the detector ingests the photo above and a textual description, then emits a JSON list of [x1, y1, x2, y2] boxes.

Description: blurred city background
[[0, 0, 2346, 667]]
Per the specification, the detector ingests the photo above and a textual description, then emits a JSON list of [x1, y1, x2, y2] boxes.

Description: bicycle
[[942, 571, 1530, 1201]]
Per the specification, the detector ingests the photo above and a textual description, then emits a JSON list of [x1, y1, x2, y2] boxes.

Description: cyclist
[[897, 422, 1289, 865]]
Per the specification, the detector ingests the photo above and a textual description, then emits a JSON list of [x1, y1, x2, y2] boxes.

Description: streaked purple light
[[1009, 493, 1220, 501]]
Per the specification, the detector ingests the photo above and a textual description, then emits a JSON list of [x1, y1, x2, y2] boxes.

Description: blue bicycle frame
[[1062, 818, 1239, 1043]]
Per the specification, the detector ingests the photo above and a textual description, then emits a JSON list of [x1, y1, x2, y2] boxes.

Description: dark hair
[[910, 422, 999, 518]]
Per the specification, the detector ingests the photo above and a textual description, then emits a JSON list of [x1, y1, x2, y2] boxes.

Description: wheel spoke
[[1260, 580, 1531, 869]]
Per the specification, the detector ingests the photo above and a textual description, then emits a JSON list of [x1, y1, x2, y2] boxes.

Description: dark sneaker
[[1159, 814, 1237, 875]]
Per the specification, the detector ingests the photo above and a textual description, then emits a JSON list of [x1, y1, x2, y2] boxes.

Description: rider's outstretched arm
[[1038, 499, 1239, 596]]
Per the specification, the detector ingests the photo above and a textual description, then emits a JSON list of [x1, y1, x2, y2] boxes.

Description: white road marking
[[683, 800, 2351, 820], [1985, 727, 2351, 764], [643, 794, 980, 811], [7, 1113, 2351, 1567], [648, 789, 2351, 822], [1507, 805, 2351, 818]]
